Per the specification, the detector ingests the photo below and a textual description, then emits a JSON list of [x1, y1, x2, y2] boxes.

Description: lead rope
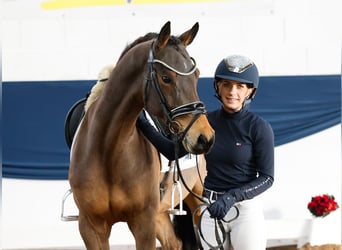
[[172, 134, 206, 204], [144, 42, 233, 250], [171, 133, 226, 250], [193, 203, 240, 250], [171, 133, 240, 249]]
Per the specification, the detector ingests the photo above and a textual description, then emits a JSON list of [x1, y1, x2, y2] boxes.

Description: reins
[[172, 134, 206, 203], [171, 133, 239, 250], [145, 41, 207, 203], [144, 41, 239, 250], [193, 204, 240, 250], [144, 40, 207, 202]]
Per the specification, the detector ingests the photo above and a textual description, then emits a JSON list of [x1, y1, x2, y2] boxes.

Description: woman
[[137, 55, 274, 250]]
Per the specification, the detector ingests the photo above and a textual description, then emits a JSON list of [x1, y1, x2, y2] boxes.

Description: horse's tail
[[84, 64, 115, 111]]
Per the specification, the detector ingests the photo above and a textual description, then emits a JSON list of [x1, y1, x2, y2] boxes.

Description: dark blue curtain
[[2, 81, 94, 179], [2, 75, 341, 179], [198, 75, 341, 146]]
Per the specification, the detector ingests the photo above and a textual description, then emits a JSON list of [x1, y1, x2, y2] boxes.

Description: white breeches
[[199, 197, 266, 250]]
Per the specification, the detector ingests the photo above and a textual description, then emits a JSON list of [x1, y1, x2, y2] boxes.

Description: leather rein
[[144, 42, 207, 202], [144, 42, 239, 250]]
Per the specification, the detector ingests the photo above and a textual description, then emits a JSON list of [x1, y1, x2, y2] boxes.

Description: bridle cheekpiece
[[145, 42, 206, 140]]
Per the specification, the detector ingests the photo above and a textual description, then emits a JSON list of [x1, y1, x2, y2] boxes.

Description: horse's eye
[[162, 75, 172, 84]]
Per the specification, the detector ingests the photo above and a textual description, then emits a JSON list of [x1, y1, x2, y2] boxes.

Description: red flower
[[308, 194, 339, 217]]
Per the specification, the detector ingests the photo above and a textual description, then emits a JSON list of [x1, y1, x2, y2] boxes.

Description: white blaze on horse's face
[[147, 21, 215, 155]]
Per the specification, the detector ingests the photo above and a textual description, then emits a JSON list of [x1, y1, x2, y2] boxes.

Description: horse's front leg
[[78, 212, 111, 250], [156, 212, 182, 250], [128, 208, 158, 250]]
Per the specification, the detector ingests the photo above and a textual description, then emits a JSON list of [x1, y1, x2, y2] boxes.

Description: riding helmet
[[214, 55, 259, 101]]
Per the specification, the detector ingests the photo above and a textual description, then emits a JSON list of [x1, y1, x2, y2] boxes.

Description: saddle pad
[[160, 154, 198, 173]]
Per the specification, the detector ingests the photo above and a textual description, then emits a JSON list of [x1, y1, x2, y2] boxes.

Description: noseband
[[145, 43, 206, 141]]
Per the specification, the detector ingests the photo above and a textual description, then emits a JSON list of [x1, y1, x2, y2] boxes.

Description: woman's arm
[[230, 120, 275, 201], [136, 111, 188, 160]]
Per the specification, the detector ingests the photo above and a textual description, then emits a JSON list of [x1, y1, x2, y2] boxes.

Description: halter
[[145, 42, 206, 141]]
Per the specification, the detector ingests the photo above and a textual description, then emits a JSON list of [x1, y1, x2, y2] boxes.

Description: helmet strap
[[214, 93, 222, 103], [213, 80, 223, 103], [248, 88, 257, 101], [243, 98, 251, 107]]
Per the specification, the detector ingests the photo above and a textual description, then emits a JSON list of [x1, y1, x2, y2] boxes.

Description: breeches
[[199, 198, 266, 250]]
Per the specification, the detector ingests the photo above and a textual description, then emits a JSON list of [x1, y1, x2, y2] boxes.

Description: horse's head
[[144, 21, 215, 154]]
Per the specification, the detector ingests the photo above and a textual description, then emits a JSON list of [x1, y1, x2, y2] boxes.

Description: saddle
[[64, 97, 87, 149]]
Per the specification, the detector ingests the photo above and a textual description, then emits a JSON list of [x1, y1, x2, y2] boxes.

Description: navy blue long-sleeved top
[[137, 106, 274, 202], [204, 107, 274, 201]]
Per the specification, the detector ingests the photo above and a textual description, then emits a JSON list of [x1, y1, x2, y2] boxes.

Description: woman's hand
[[208, 193, 235, 220]]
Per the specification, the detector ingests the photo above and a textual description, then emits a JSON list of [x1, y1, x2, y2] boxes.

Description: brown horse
[[69, 21, 214, 250], [80, 64, 207, 249]]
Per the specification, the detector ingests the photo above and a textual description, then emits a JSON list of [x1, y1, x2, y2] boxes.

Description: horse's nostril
[[197, 134, 207, 146], [196, 134, 214, 153]]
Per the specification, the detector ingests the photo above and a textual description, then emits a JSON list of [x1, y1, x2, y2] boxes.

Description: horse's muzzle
[[183, 130, 215, 155]]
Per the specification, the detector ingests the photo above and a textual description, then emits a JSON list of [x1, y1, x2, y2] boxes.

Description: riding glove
[[208, 192, 235, 220]]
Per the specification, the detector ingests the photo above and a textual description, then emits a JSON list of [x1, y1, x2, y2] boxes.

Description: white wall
[[2, 0, 341, 81], [2, 178, 136, 249], [2, 0, 341, 248], [263, 125, 341, 247]]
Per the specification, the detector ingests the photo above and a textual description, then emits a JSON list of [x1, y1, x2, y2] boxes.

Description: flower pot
[[309, 211, 341, 246]]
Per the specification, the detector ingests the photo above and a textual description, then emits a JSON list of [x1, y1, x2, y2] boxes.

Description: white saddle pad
[[160, 153, 197, 173]]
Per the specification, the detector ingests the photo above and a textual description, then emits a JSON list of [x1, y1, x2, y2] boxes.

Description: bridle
[[144, 42, 238, 250], [144, 41, 209, 207], [144, 39, 209, 214], [144, 42, 206, 141]]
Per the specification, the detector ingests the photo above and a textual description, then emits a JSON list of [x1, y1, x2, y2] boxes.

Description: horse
[[64, 64, 207, 249], [68, 21, 214, 250], [64, 69, 207, 249], [85, 64, 208, 250]]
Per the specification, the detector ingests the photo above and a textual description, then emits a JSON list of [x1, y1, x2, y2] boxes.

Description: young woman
[[137, 55, 274, 250]]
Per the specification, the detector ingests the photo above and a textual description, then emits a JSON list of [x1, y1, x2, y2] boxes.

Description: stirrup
[[61, 189, 79, 221], [168, 181, 187, 215]]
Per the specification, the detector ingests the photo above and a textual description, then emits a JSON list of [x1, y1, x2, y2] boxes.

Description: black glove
[[208, 192, 235, 220]]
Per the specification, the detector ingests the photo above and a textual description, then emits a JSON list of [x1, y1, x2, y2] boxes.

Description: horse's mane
[[85, 33, 159, 111], [118, 32, 158, 61], [117, 32, 182, 62]]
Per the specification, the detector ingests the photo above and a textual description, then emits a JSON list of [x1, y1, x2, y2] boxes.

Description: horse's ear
[[155, 21, 171, 53], [179, 22, 199, 47]]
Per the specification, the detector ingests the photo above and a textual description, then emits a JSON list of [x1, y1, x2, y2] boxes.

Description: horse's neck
[[90, 44, 149, 137]]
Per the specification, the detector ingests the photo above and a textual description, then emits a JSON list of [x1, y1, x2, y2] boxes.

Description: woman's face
[[217, 79, 253, 114]]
